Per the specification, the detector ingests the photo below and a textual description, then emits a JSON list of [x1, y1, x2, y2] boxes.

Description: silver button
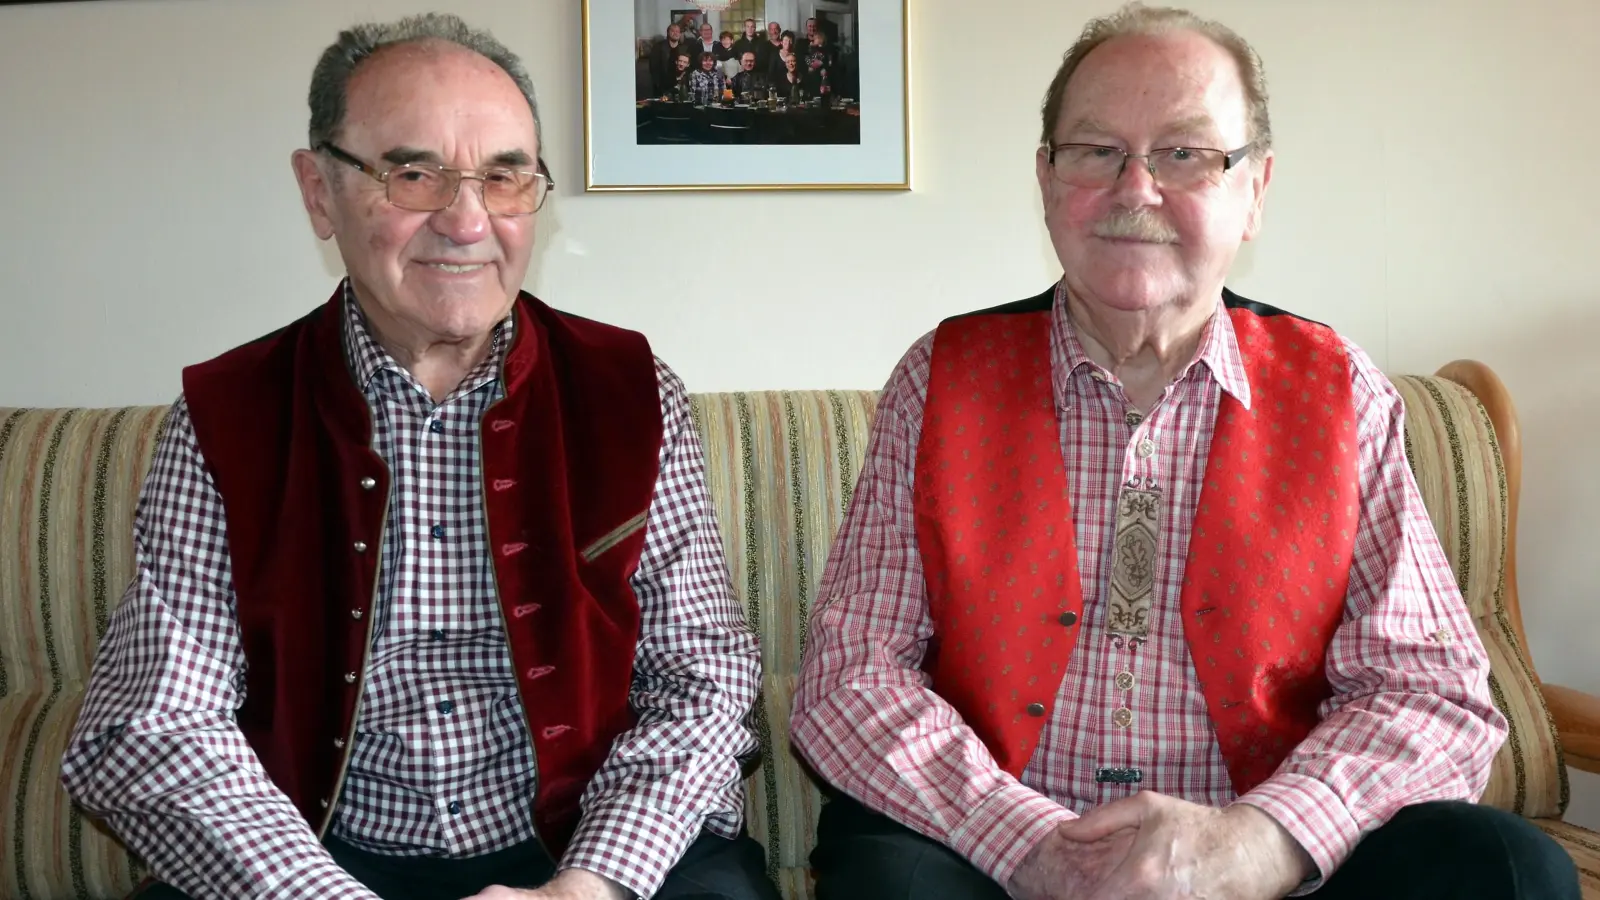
[[351, 608, 363, 620], [359, 476, 376, 490], [333, 737, 345, 748], [319, 798, 330, 809], [1136, 439, 1155, 459], [353, 541, 368, 553], [1113, 707, 1134, 728], [1115, 671, 1136, 692], [343, 672, 357, 684]]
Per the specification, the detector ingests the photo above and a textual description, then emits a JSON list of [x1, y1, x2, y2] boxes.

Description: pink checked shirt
[[790, 283, 1506, 891], [62, 285, 760, 900]]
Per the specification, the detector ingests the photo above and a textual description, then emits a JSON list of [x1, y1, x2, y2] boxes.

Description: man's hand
[[1008, 820, 1138, 900], [1057, 792, 1315, 900], [461, 868, 629, 900]]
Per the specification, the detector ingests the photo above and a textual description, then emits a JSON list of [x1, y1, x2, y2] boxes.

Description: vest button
[[359, 477, 377, 490], [333, 737, 345, 748], [319, 798, 330, 809], [343, 672, 357, 684], [1058, 611, 1078, 627], [1026, 702, 1046, 717], [351, 608, 364, 620], [353, 541, 368, 553]]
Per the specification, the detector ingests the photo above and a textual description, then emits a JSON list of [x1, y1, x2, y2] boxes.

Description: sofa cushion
[[689, 390, 877, 897], [1391, 376, 1567, 819], [0, 689, 142, 900]]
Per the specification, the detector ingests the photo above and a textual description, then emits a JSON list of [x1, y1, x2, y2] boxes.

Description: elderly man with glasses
[[61, 14, 775, 900], [791, 4, 1578, 900]]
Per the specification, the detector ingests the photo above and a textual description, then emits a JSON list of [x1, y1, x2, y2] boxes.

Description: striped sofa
[[3, 361, 1599, 899]]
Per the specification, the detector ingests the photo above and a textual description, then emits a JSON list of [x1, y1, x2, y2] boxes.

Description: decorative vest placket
[[913, 289, 1360, 793]]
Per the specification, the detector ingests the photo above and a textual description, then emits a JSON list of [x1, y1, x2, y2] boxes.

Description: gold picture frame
[[581, 0, 911, 192]]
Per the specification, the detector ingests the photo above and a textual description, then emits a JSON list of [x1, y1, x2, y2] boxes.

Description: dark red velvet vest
[[912, 288, 1361, 793], [182, 287, 662, 853]]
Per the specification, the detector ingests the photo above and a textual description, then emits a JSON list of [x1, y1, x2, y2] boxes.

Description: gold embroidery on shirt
[[1106, 481, 1160, 638]]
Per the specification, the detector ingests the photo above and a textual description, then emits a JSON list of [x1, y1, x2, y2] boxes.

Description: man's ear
[[291, 149, 338, 241], [1243, 150, 1274, 241]]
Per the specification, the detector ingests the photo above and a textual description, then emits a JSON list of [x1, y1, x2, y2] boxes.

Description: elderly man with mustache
[[790, 4, 1578, 900]]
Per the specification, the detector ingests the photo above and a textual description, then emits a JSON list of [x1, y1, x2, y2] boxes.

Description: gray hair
[[1040, 3, 1271, 157], [307, 13, 541, 150]]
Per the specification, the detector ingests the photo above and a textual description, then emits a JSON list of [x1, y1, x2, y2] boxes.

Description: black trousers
[[811, 794, 1580, 900], [138, 830, 779, 900]]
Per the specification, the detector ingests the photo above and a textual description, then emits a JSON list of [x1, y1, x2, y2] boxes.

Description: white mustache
[[1092, 208, 1179, 244]]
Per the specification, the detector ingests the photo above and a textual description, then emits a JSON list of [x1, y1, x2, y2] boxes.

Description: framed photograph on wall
[[582, 0, 910, 192]]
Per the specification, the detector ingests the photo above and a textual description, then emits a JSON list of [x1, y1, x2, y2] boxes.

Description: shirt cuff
[[248, 847, 382, 900], [1234, 772, 1362, 894], [944, 781, 1076, 889], [560, 799, 703, 900]]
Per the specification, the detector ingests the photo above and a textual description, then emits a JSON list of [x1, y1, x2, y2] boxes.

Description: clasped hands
[[1008, 792, 1315, 900]]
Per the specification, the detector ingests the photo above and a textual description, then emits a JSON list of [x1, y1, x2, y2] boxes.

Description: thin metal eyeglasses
[[318, 143, 554, 215], [1045, 142, 1254, 190]]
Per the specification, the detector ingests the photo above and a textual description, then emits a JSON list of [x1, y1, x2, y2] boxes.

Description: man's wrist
[[1222, 803, 1316, 894], [550, 868, 633, 900]]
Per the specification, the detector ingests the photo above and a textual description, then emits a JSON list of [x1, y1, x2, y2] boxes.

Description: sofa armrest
[[1542, 683, 1600, 774]]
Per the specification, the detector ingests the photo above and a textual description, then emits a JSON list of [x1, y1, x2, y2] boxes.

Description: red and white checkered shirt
[[62, 284, 761, 900], [791, 283, 1506, 892]]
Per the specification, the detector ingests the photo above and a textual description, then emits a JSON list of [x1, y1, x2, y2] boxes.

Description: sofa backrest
[[0, 377, 1568, 900]]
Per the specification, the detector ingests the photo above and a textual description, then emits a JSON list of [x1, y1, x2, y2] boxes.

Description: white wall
[[2, 0, 1598, 824]]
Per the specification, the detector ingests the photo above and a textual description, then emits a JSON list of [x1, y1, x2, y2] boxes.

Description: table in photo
[[635, 99, 862, 145]]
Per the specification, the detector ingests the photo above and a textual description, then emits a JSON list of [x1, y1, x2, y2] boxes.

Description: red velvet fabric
[[183, 288, 662, 852], [913, 291, 1359, 793]]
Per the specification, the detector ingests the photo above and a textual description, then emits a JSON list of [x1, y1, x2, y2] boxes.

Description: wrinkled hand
[[1008, 820, 1138, 900], [460, 868, 628, 900], [1058, 792, 1314, 900]]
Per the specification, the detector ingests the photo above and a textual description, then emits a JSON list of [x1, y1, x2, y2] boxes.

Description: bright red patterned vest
[[182, 287, 662, 853], [912, 288, 1360, 793]]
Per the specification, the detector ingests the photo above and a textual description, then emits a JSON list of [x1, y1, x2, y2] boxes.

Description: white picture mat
[[584, 0, 909, 190]]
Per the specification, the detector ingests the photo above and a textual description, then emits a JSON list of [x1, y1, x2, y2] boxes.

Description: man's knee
[[810, 796, 1007, 900], [655, 832, 781, 900], [1369, 801, 1579, 899]]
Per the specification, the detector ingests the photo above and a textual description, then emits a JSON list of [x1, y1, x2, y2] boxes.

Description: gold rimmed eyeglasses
[[318, 143, 554, 215], [1045, 142, 1254, 190]]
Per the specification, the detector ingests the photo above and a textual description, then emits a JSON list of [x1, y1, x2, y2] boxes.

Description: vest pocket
[[580, 510, 649, 563]]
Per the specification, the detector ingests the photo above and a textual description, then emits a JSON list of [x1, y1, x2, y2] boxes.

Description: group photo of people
[[632, 8, 862, 144]]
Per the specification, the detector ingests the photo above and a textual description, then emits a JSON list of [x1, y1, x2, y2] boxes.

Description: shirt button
[[1026, 702, 1046, 717], [430, 629, 447, 641], [437, 700, 455, 715], [343, 672, 357, 684], [430, 524, 446, 539], [353, 541, 368, 553], [359, 476, 377, 490], [1113, 707, 1134, 728], [429, 419, 445, 434], [1115, 671, 1136, 692], [447, 801, 463, 815], [1058, 611, 1078, 627], [1136, 439, 1156, 459]]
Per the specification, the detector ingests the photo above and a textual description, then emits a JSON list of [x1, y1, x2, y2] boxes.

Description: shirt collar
[[1049, 280, 1253, 410], [339, 278, 516, 399]]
